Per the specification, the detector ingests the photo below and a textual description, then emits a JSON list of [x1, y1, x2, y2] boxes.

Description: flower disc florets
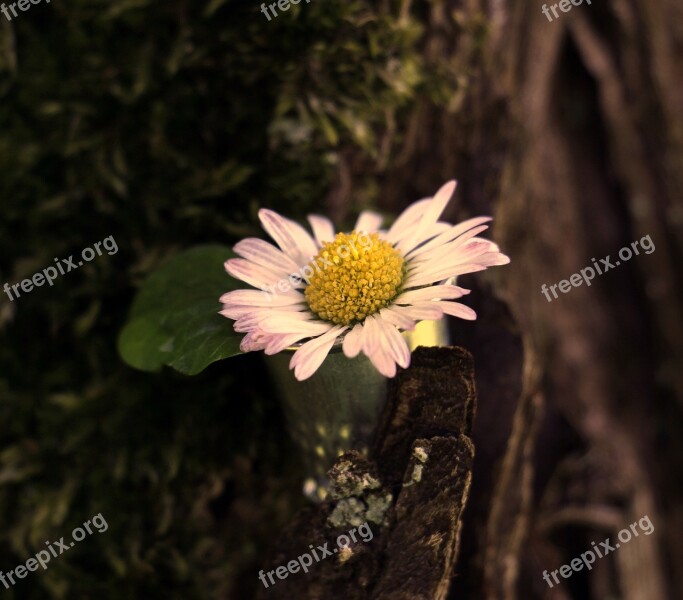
[[304, 232, 405, 325]]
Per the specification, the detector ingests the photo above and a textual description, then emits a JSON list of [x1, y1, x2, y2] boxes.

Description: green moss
[[0, 0, 458, 596]]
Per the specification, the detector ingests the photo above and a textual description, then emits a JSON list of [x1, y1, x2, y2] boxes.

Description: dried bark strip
[[371, 435, 474, 600], [256, 346, 477, 600]]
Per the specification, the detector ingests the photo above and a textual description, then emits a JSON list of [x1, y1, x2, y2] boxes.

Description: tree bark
[[256, 347, 477, 600], [327, 1, 683, 598]]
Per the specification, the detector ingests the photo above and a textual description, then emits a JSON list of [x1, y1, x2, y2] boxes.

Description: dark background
[[1, 0, 682, 598]]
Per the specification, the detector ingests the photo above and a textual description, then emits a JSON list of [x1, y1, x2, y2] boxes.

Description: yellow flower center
[[304, 231, 405, 325]]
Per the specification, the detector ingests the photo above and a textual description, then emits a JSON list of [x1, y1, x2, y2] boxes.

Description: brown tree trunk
[[328, 1, 683, 598]]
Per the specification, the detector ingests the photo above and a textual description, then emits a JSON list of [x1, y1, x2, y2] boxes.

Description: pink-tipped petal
[[394, 284, 470, 305], [407, 240, 493, 274], [403, 263, 487, 289], [404, 217, 491, 259], [474, 252, 511, 266], [257, 315, 332, 335], [225, 258, 290, 290], [365, 341, 397, 378], [361, 314, 381, 356], [379, 307, 417, 331], [397, 181, 457, 254], [434, 301, 477, 320], [219, 305, 260, 320], [390, 304, 444, 321], [258, 209, 317, 265], [289, 326, 346, 380], [233, 238, 300, 274], [264, 332, 315, 355], [219, 289, 305, 307], [469, 238, 501, 253], [377, 318, 411, 369], [342, 323, 364, 358], [385, 198, 432, 244], [240, 331, 269, 352]]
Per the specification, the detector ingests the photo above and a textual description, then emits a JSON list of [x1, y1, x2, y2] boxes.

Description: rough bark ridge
[[255, 347, 476, 600]]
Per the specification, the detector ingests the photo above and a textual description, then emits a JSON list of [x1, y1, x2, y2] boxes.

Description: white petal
[[397, 181, 457, 254], [414, 246, 502, 277], [289, 326, 345, 381], [240, 331, 270, 352], [257, 315, 332, 335], [380, 221, 453, 248], [218, 304, 310, 322], [408, 238, 490, 271], [365, 330, 397, 377], [403, 263, 487, 288], [434, 301, 477, 320], [379, 307, 417, 331], [404, 217, 491, 259], [469, 237, 500, 253], [342, 323, 364, 358], [408, 240, 492, 272], [233, 238, 300, 274], [220, 304, 306, 322], [434, 220, 454, 230], [259, 309, 315, 321], [219, 305, 259, 320], [368, 352, 396, 377], [394, 284, 470, 305], [219, 288, 305, 307], [376, 317, 410, 368], [407, 225, 491, 263], [354, 211, 384, 234], [233, 308, 312, 333], [390, 304, 444, 321], [361, 314, 382, 355], [474, 252, 511, 266], [385, 198, 432, 244], [258, 209, 318, 264], [264, 332, 315, 355], [420, 222, 454, 240], [225, 258, 290, 290], [307, 215, 336, 246], [404, 241, 493, 287], [233, 315, 259, 333]]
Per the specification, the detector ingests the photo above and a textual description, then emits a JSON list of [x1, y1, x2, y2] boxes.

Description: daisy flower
[[220, 181, 509, 380]]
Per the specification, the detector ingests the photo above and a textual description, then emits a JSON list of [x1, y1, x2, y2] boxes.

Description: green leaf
[[118, 245, 243, 375]]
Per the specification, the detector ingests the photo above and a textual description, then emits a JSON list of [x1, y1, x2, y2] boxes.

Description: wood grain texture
[[255, 346, 477, 600]]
